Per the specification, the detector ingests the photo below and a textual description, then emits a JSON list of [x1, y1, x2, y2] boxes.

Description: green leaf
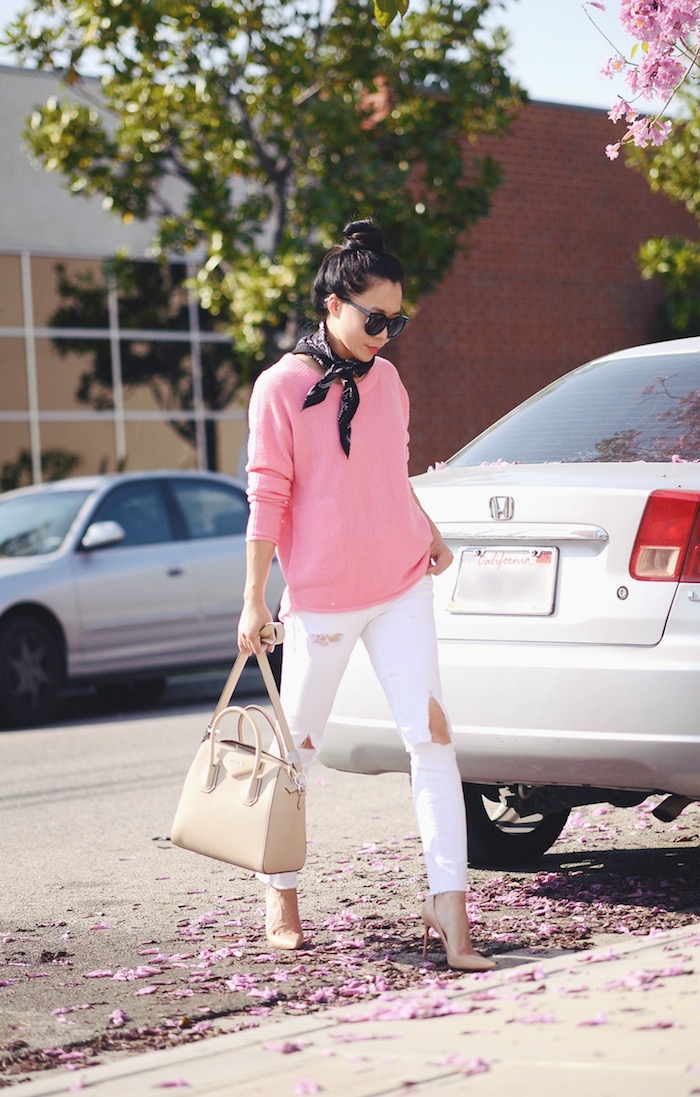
[[373, 0, 399, 26]]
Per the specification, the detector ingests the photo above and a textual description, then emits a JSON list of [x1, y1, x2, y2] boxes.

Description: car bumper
[[321, 633, 700, 799]]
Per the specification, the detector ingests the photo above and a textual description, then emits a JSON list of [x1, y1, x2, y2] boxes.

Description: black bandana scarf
[[294, 324, 375, 457]]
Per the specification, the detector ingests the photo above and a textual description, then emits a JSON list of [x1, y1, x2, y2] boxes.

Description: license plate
[[448, 546, 558, 616]]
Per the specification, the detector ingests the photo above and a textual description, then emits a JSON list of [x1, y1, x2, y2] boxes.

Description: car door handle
[[167, 567, 185, 578]]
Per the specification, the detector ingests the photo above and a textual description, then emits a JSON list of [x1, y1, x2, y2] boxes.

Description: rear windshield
[[449, 351, 700, 466]]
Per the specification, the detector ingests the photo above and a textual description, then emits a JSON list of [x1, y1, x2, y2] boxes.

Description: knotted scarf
[[294, 324, 374, 457]]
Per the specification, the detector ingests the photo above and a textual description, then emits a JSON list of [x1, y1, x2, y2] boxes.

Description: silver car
[[321, 336, 700, 866], [0, 471, 284, 726]]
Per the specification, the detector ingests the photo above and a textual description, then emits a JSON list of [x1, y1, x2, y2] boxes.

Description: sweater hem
[[280, 558, 431, 618]]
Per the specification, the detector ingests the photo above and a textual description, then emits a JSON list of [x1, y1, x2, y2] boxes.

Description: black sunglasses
[[342, 299, 410, 340]]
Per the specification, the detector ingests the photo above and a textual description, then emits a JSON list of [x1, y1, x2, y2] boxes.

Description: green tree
[[4, 0, 520, 375], [627, 91, 700, 338]]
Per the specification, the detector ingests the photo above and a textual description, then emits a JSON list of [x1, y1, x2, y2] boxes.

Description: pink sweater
[[246, 353, 432, 613]]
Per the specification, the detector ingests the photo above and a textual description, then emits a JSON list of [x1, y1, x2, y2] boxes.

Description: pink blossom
[[593, 0, 700, 153], [608, 98, 630, 122]]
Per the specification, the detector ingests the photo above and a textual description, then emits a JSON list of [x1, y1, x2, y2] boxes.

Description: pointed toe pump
[[421, 895, 496, 972], [265, 886, 305, 951]]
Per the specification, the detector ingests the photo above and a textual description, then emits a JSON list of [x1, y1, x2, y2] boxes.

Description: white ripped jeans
[[261, 576, 468, 895]]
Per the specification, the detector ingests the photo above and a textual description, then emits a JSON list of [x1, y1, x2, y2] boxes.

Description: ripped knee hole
[[428, 697, 451, 745], [310, 633, 343, 646]]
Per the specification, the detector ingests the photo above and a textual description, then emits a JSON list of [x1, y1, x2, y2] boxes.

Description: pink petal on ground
[[577, 948, 621, 964], [293, 1081, 322, 1095], [154, 1081, 191, 1089], [579, 1013, 609, 1026], [436, 1054, 490, 1075], [83, 970, 113, 979], [506, 964, 546, 982], [108, 1008, 129, 1028], [262, 1040, 309, 1054]]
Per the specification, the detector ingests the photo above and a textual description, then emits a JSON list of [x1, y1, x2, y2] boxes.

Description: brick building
[[393, 100, 698, 474]]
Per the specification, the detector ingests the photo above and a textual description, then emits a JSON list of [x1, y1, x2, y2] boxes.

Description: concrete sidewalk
[[16, 922, 700, 1096]]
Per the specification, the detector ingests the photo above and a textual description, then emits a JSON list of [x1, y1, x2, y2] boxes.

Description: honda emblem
[[489, 496, 514, 520]]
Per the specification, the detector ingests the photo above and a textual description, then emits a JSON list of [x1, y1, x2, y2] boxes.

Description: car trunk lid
[[413, 462, 700, 646]]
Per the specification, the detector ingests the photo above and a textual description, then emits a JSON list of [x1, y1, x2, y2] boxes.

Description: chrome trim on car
[[438, 523, 609, 543]]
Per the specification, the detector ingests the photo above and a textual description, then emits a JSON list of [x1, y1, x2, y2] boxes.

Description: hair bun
[[342, 218, 385, 254]]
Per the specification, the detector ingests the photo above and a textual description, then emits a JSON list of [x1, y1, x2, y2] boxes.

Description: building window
[[0, 252, 247, 489]]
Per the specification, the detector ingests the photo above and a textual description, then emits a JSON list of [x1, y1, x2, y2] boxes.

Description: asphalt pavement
[[14, 920, 700, 1097]]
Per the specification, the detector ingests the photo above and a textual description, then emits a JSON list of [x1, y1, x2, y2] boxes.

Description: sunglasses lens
[[386, 316, 408, 338], [364, 312, 387, 337]]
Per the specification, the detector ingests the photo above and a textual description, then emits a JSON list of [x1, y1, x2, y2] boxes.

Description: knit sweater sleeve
[[245, 367, 294, 544]]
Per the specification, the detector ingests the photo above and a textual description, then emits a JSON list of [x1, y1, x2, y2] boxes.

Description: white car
[[0, 471, 285, 726], [321, 336, 700, 866]]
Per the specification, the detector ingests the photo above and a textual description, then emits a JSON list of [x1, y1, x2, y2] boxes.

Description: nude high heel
[[421, 894, 496, 972], [265, 886, 304, 951]]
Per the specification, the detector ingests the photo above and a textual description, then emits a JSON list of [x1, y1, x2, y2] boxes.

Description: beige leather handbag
[[171, 624, 306, 874]]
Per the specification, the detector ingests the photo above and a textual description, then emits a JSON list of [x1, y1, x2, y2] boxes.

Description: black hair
[[310, 218, 404, 316]]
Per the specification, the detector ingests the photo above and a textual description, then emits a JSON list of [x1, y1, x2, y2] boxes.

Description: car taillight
[[630, 490, 700, 582]]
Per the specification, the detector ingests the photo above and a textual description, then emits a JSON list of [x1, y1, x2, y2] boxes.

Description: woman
[[238, 218, 494, 972]]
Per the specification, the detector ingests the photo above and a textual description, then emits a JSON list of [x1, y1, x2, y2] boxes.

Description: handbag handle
[[207, 705, 264, 802], [207, 623, 302, 776]]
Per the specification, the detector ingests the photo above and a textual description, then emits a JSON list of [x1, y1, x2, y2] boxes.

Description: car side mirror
[[81, 520, 126, 551]]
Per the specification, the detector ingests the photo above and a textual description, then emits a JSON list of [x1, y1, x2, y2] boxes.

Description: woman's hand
[[427, 531, 453, 576], [238, 600, 276, 654]]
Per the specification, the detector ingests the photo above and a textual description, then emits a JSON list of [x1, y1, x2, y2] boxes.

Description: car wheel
[[0, 616, 64, 727], [463, 783, 570, 868]]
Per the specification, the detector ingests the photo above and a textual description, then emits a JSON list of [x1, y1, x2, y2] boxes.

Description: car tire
[[463, 783, 570, 868], [0, 615, 64, 727]]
